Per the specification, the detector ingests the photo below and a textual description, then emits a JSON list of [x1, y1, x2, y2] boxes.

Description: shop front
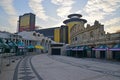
[[109, 44, 120, 60], [93, 45, 108, 59]]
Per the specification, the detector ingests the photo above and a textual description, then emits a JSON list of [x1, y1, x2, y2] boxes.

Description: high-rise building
[[18, 13, 35, 32]]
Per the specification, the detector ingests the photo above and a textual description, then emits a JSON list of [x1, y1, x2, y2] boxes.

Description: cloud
[[52, 22, 64, 27], [76, 0, 120, 33], [51, 0, 75, 17], [0, 0, 18, 33], [0, 0, 17, 16], [29, 0, 48, 20], [105, 25, 120, 33], [80, 0, 120, 24], [104, 17, 120, 26], [104, 17, 120, 33]]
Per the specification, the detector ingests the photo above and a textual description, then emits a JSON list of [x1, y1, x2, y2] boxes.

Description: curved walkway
[[13, 56, 43, 80]]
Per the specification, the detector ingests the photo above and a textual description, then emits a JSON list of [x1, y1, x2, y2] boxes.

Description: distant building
[[18, 13, 35, 32], [35, 27, 58, 40], [18, 31, 52, 53], [54, 28, 60, 43], [53, 25, 68, 44], [60, 25, 68, 44]]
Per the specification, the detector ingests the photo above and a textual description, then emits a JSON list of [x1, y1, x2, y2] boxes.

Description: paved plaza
[[0, 54, 120, 80]]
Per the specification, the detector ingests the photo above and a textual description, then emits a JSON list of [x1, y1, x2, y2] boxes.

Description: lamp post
[[0, 48, 2, 73]]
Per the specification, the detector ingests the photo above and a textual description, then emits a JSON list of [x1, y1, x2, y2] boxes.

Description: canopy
[[27, 45, 34, 49], [70, 45, 90, 51], [72, 46, 78, 51], [0, 38, 9, 49], [93, 45, 108, 51], [109, 44, 120, 51], [77, 45, 90, 51], [35, 45, 44, 49], [11, 41, 17, 46], [66, 46, 73, 50], [17, 41, 25, 48], [7, 40, 17, 47]]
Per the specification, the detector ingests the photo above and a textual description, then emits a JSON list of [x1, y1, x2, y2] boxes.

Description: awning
[[66, 46, 73, 50], [27, 45, 34, 49], [11, 41, 17, 46], [0, 38, 9, 49], [35, 45, 44, 49], [17, 41, 25, 48], [70, 45, 90, 51], [109, 44, 120, 51], [72, 46, 78, 51], [7, 40, 17, 47], [77, 45, 90, 51], [93, 45, 108, 51]]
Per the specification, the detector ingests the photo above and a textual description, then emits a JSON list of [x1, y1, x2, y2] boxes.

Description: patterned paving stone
[[19, 76, 35, 80], [19, 72, 33, 75], [20, 69, 31, 71], [20, 67, 30, 68]]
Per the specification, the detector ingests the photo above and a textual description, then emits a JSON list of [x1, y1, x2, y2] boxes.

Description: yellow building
[[54, 28, 60, 42], [63, 14, 87, 44]]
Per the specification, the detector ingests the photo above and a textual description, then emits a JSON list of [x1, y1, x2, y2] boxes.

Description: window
[[33, 33, 36, 36], [75, 37, 77, 41], [38, 34, 40, 37], [90, 31, 93, 38]]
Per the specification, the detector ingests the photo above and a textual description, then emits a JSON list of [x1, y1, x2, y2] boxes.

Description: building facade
[[0, 31, 52, 53], [35, 27, 58, 40], [54, 25, 68, 44], [18, 13, 35, 32], [18, 31, 52, 53], [54, 28, 60, 43], [71, 20, 105, 46], [60, 25, 68, 44], [63, 14, 87, 44], [69, 18, 120, 60]]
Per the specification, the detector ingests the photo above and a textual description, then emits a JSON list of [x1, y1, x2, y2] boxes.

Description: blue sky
[[0, 0, 120, 33]]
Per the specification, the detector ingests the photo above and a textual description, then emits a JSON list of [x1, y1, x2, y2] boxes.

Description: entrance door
[[91, 50, 95, 58], [77, 51, 83, 58], [112, 51, 120, 60], [100, 51, 106, 59], [51, 48, 61, 55]]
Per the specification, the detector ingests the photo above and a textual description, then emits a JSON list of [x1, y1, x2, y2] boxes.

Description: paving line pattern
[[48, 55, 120, 78], [13, 56, 43, 80]]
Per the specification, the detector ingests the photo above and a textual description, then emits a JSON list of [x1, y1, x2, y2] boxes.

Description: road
[[11, 54, 120, 80]]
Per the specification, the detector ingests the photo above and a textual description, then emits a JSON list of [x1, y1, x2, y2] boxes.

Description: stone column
[[96, 51, 100, 58], [106, 50, 112, 60]]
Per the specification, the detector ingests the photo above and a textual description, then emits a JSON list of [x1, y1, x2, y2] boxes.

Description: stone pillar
[[87, 51, 91, 58], [106, 50, 112, 60], [96, 51, 100, 58]]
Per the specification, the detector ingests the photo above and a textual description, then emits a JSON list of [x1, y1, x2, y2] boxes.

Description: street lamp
[[0, 47, 3, 73]]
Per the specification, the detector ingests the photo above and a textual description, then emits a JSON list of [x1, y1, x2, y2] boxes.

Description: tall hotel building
[[18, 13, 35, 32]]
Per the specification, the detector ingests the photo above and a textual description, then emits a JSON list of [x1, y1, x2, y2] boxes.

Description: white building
[[17, 31, 52, 53]]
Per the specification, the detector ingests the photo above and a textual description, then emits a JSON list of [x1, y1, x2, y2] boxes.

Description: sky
[[0, 0, 120, 33]]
